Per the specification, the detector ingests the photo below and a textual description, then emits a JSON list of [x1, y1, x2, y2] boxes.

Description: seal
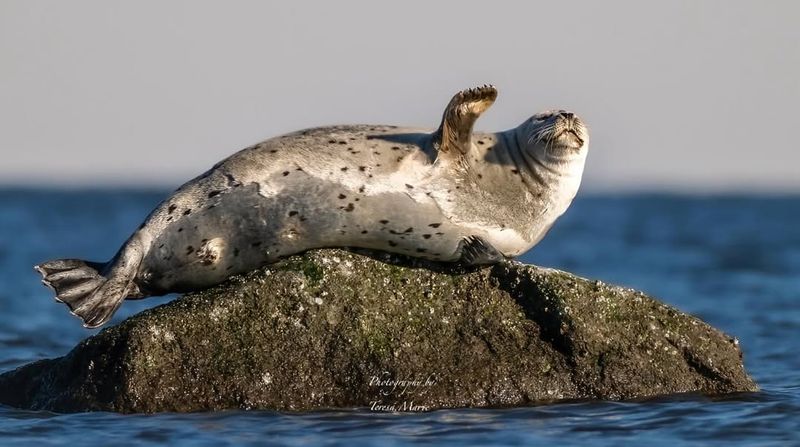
[[35, 85, 590, 328]]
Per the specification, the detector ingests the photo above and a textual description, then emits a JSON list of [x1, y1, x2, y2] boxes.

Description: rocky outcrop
[[0, 249, 757, 413]]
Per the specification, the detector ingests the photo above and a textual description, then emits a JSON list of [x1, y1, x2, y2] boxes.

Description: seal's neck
[[490, 128, 585, 188]]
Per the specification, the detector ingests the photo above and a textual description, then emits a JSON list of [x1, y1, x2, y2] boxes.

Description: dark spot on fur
[[511, 169, 520, 175], [201, 238, 208, 243], [252, 241, 262, 247], [487, 146, 493, 151], [405, 184, 414, 189], [338, 141, 347, 145], [380, 219, 389, 224], [338, 194, 347, 199], [391, 146, 400, 150], [341, 167, 348, 171], [226, 265, 233, 270], [328, 139, 336, 144], [288, 210, 298, 216], [186, 246, 194, 254], [341, 203, 355, 212], [478, 140, 485, 145], [404, 227, 413, 233], [374, 151, 381, 155], [361, 230, 368, 234], [359, 186, 366, 193], [233, 248, 240, 257], [270, 149, 278, 154], [282, 171, 290, 176], [166, 216, 173, 222], [355, 198, 360, 201], [423, 234, 432, 239], [429, 223, 441, 228], [158, 243, 164, 248], [167, 204, 177, 214], [477, 174, 483, 179], [416, 248, 427, 253], [208, 190, 221, 198], [388, 240, 398, 247], [436, 232, 445, 236], [376, 164, 382, 167], [177, 227, 183, 232], [396, 157, 403, 162], [368, 174, 373, 178], [359, 166, 367, 171], [183, 209, 192, 215], [296, 167, 304, 171]]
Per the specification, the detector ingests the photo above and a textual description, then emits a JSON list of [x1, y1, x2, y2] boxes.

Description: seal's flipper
[[36, 250, 141, 328], [434, 85, 497, 161], [457, 235, 505, 265]]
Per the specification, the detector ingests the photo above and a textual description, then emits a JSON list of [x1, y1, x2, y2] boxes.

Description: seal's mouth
[[553, 129, 585, 149], [529, 111, 588, 151]]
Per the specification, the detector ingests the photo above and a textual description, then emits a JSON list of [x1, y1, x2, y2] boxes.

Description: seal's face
[[523, 110, 589, 160]]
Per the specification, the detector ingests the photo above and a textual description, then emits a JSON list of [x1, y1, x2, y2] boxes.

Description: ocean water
[[0, 189, 798, 446]]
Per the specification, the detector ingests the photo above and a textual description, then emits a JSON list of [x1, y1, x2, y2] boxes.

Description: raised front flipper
[[433, 85, 497, 163]]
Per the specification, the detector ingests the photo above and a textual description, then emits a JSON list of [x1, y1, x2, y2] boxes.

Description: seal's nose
[[559, 111, 574, 120]]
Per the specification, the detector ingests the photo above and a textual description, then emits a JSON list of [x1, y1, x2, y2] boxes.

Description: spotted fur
[[35, 85, 590, 327]]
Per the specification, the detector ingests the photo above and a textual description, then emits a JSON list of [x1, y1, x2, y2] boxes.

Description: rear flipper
[[457, 235, 507, 266], [35, 256, 139, 328]]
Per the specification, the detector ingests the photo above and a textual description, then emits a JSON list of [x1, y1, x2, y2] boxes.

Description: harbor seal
[[35, 85, 590, 328]]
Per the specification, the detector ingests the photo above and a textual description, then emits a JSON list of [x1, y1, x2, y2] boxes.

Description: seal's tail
[[35, 258, 134, 328]]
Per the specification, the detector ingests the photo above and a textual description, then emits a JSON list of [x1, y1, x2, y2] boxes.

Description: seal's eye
[[535, 115, 551, 122]]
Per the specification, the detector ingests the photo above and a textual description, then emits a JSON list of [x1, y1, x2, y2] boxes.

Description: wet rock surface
[[0, 249, 757, 413]]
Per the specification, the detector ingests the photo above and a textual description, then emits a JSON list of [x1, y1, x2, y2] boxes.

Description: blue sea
[[1, 189, 798, 446]]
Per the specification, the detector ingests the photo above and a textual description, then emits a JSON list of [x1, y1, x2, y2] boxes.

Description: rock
[[0, 249, 757, 413]]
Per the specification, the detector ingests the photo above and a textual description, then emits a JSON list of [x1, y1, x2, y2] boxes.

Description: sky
[[1, 1, 798, 192]]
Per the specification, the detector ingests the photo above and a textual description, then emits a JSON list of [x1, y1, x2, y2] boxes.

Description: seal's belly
[[139, 176, 465, 294]]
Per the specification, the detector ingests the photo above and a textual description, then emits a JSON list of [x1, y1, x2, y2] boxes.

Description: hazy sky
[[1, 1, 798, 192]]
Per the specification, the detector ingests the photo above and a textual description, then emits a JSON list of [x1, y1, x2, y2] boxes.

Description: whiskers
[[527, 115, 587, 158], [527, 122, 560, 158]]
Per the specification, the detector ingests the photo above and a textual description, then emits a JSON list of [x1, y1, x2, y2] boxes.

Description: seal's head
[[520, 110, 589, 162]]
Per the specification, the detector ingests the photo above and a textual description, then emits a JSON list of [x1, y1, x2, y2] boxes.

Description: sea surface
[[0, 189, 798, 446]]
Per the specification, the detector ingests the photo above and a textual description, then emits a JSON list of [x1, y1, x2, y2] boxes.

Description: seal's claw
[[457, 235, 506, 266]]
